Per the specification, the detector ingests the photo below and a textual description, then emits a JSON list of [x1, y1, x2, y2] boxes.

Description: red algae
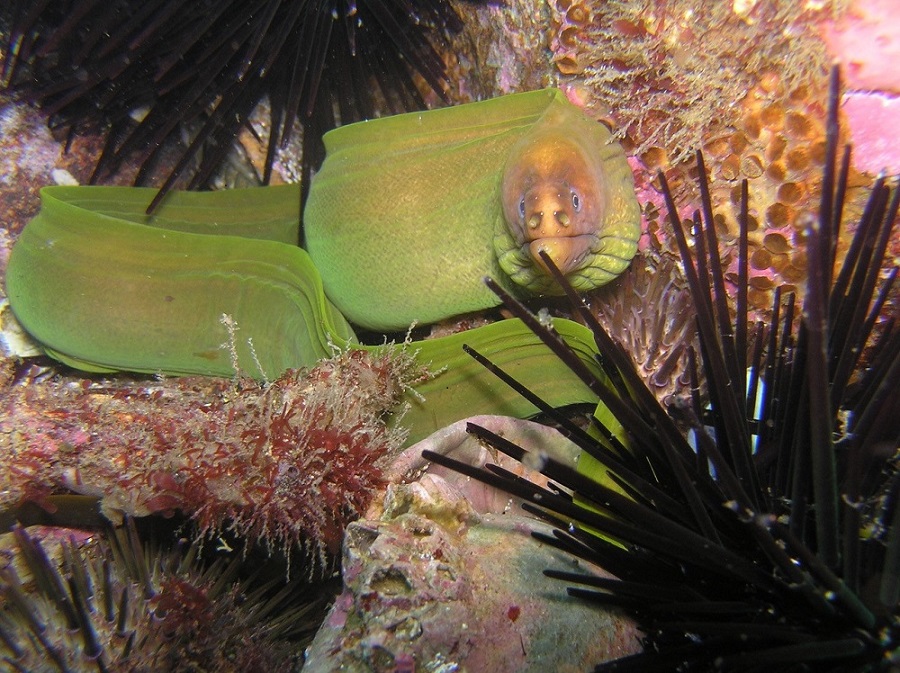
[[820, 0, 900, 93], [0, 348, 427, 560]]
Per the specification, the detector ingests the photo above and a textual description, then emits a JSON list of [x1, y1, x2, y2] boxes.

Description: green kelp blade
[[401, 317, 607, 445], [6, 185, 356, 376]]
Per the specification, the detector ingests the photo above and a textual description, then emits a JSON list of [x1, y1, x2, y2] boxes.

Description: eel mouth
[[527, 234, 596, 277]]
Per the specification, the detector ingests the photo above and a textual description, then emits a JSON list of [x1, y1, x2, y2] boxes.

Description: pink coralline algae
[[820, 0, 900, 94], [821, 0, 900, 175], [0, 348, 428, 558]]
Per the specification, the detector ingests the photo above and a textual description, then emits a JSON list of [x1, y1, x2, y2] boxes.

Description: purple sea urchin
[[0, 520, 321, 671], [423, 67, 900, 671], [0, 1, 475, 210]]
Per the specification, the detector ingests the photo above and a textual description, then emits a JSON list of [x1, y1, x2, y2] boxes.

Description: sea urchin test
[[6, 89, 639, 440]]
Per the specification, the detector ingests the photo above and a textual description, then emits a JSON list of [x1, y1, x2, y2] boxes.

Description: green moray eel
[[305, 88, 640, 330], [5, 89, 639, 444]]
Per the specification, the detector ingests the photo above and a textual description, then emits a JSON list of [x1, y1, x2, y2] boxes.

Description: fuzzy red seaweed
[[0, 348, 426, 558]]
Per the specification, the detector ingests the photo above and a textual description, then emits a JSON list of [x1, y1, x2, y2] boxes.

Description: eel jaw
[[518, 184, 598, 278], [528, 234, 596, 277]]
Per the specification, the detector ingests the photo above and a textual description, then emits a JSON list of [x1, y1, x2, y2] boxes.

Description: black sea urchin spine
[[0, 519, 324, 671], [423, 66, 899, 671], [1, 1, 472, 211]]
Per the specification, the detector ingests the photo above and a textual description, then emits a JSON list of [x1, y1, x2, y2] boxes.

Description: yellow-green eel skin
[[6, 89, 640, 444]]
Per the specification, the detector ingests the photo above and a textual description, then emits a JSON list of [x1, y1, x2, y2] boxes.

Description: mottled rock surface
[[304, 464, 640, 672]]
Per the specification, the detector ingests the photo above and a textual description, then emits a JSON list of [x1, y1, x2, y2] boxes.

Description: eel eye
[[571, 191, 581, 212], [518, 197, 526, 220]]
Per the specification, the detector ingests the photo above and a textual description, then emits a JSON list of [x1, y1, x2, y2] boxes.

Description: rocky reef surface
[[1, 1, 897, 670]]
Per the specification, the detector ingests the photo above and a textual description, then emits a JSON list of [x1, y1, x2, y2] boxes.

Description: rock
[[304, 449, 641, 672]]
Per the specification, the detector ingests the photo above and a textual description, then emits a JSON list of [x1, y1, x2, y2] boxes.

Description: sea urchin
[[0, 519, 324, 672], [1, 0, 474, 211], [423, 66, 900, 671]]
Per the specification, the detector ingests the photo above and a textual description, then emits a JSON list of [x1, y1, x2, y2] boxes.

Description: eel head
[[495, 124, 639, 296]]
